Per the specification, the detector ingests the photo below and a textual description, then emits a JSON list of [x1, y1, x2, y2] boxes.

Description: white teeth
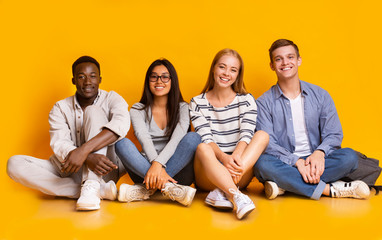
[[155, 86, 164, 89], [282, 67, 291, 70], [220, 77, 229, 82]]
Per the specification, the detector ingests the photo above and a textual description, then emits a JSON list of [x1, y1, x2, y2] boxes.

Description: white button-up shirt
[[48, 89, 130, 165]]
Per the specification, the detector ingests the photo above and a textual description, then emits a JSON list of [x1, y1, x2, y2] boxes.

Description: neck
[[152, 95, 168, 109], [209, 86, 236, 101], [277, 76, 301, 99], [76, 92, 96, 110]]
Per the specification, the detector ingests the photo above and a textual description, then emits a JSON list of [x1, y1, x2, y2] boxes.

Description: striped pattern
[[189, 93, 257, 152]]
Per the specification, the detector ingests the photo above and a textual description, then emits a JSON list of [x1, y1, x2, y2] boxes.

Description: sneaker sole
[[76, 203, 100, 211], [237, 204, 255, 220], [264, 181, 277, 200], [205, 198, 234, 210]]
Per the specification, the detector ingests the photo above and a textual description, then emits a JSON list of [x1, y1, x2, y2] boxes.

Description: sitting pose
[[190, 49, 269, 219], [7, 56, 130, 210], [115, 59, 201, 206], [254, 39, 370, 200]]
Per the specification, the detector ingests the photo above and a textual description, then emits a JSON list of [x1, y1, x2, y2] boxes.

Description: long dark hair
[[135, 58, 184, 138]]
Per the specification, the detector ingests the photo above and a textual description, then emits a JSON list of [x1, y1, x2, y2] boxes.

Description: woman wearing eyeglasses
[[190, 49, 269, 219], [115, 59, 201, 206]]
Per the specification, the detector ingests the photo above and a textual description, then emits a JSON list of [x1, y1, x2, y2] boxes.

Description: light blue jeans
[[253, 148, 358, 200], [115, 132, 201, 186]]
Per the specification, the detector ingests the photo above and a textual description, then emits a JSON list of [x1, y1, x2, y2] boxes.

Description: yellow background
[[1, 0, 382, 239]]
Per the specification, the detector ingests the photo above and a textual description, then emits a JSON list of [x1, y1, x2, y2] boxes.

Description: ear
[[72, 77, 75, 85], [99, 76, 102, 84], [297, 56, 302, 67], [270, 62, 275, 71]]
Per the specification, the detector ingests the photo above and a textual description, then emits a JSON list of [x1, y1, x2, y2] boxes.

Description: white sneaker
[[330, 180, 370, 199], [205, 188, 234, 210], [101, 180, 117, 200], [118, 184, 155, 202], [229, 189, 255, 220], [76, 180, 101, 211], [264, 181, 285, 200], [162, 182, 196, 206]]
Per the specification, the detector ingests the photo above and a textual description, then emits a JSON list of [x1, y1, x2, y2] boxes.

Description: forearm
[[81, 128, 118, 155]]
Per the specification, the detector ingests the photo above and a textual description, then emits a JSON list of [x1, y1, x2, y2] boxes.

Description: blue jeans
[[253, 148, 358, 200], [115, 132, 201, 186]]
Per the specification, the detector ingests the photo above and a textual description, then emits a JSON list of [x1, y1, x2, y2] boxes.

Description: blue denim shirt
[[256, 80, 343, 166]]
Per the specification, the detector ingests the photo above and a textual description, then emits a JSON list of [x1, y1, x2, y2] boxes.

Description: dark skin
[[61, 62, 118, 175]]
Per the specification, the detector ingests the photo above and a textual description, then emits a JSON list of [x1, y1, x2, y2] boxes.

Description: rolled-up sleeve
[[102, 91, 130, 142], [316, 90, 343, 156], [49, 103, 76, 163]]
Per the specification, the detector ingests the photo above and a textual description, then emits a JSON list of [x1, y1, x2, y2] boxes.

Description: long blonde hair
[[201, 48, 247, 94]]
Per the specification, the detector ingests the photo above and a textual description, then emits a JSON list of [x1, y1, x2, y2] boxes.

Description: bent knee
[[7, 155, 26, 179], [183, 132, 201, 146]]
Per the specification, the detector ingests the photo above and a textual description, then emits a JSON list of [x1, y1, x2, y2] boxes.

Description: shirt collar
[[275, 80, 308, 99], [73, 90, 101, 110]]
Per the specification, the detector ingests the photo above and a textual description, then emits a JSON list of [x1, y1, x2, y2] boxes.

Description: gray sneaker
[[162, 182, 196, 206], [205, 188, 234, 210], [229, 188, 255, 220], [118, 184, 155, 202], [330, 180, 370, 199], [264, 181, 285, 200]]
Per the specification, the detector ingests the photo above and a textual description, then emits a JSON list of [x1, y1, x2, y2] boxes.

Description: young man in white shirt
[[7, 56, 130, 210]]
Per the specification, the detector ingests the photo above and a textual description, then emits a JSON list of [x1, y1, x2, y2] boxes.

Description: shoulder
[[257, 85, 276, 103], [190, 93, 206, 103], [179, 101, 189, 109], [301, 81, 331, 101]]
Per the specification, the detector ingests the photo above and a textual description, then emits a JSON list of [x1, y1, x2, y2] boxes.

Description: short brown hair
[[201, 48, 247, 94], [269, 39, 300, 63]]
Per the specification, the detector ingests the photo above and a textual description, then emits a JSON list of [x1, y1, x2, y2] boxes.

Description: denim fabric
[[115, 132, 201, 186], [254, 148, 358, 200], [256, 81, 343, 166]]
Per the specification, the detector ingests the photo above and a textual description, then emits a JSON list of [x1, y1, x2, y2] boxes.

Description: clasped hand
[[144, 161, 177, 190], [220, 153, 243, 185]]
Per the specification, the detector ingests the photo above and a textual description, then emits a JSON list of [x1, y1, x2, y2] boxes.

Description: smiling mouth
[[219, 77, 230, 82], [83, 87, 94, 92], [155, 86, 164, 89], [281, 67, 292, 71]]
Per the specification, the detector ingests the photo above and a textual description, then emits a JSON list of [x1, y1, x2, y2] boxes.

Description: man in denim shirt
[[254, 39, 370, 200]]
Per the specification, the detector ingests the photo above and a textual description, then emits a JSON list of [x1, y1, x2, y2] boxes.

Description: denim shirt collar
[[275, 80, 309, 99]]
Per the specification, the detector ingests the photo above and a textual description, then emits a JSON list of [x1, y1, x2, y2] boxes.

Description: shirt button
[[289, 118, 292, 121]]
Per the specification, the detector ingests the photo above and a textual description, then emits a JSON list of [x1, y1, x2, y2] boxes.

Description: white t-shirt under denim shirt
[[289, 93, 312, 157]]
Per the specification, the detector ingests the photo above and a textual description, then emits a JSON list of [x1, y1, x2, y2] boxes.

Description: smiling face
[[213, 54, 240, 89], [270, 45, 301, 81], [72, 62, 101, 105], [149, 65, 171, 98]]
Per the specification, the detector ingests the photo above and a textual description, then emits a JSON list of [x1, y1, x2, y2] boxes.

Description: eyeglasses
[[149, 74, 171, 83]]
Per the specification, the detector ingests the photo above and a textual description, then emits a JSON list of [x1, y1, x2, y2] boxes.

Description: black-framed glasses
[[149, 74, 171, 83]]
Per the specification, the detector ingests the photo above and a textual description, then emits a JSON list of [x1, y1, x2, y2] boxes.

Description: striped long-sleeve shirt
[[189, 93, 257, 153]]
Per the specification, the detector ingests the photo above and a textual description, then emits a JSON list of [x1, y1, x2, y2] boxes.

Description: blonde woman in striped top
[[189, 49, 269, 219]]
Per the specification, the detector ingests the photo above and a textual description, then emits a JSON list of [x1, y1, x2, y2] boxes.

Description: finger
[[104, 159, 118, 169], [144, 177, 149, 189], [168, 176, 177, 183], [305, 158, 310, 166]]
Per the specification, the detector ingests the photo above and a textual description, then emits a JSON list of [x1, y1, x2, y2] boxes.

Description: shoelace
[[334, 186, 355, 197], [162, 183, 184, 201], [128, 188, 150, 201], [215, 189, 229, 201], [229, 189, 250, 205], [81, 182, 99, 196]]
